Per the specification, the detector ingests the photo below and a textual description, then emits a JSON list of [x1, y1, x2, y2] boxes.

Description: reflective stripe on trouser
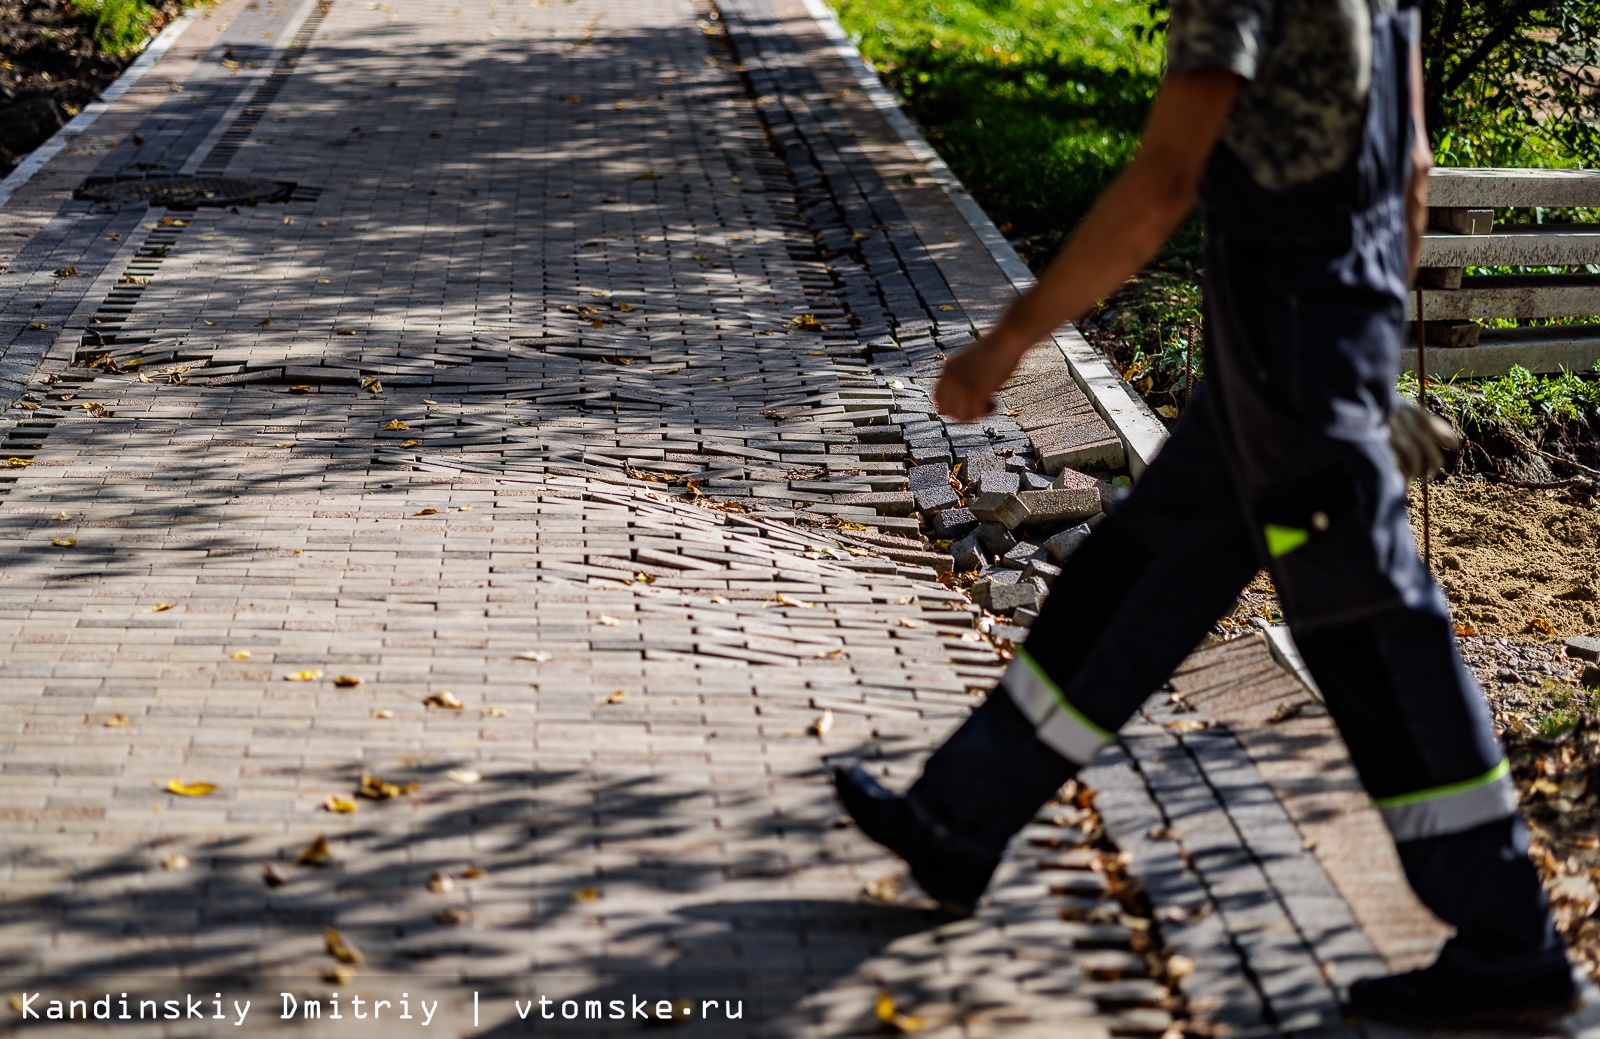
[[1375, 759, 1518, 842], [1000, 647, 1113, 765]]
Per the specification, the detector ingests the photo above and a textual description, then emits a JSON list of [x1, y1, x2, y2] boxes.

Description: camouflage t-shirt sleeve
[[1165, 0, 1275, 81]]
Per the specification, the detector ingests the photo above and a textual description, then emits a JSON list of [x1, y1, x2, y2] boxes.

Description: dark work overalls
[[903, 7, 1565, 972]]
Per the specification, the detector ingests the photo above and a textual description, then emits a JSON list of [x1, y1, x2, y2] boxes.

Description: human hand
[[1390, 396, 1459, 481], [933, 331, 1027, 422]]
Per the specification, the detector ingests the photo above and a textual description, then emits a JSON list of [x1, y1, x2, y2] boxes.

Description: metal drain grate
[[77, 175, 296, 208]]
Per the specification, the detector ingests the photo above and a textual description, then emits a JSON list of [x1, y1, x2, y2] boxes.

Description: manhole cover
[[77, 175, 295, 208]]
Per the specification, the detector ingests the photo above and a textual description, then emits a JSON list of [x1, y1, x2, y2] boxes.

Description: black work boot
[[1347, 943, 1580, 1029], [831, 690, 1077, 915], [831, 764, 997, 916]]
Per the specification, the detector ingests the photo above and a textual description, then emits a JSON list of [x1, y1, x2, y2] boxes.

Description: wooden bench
[[1403, 167, 1600, 378]]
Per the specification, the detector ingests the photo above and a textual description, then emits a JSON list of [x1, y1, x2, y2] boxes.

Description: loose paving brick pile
[[0, 0, 1183, 1035]]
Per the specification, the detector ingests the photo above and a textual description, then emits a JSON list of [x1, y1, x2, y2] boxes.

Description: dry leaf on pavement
[[230, 650, 252, 660], [299, 836, 332, 866], [323, 796, 358, 814], [861, 874, 903, 903], [103, 714, 129, 727], [51, 538, 76, 548], [324, 928, 363, 964], [322, 966, 353, 986], [370, 708, 394, 719], [461, 866, 486, 879], [358, 774, 419, 800], [413, 508, 437, 516], [434, 907, 468, 926], [605, 690, 626, 705], [332, 675, 362, 688], [514, 650, 553, 662], [165, 779, 217, 797], [874, 990, 924, 1033], [570, 886, 600, 903], [383, 419, 410, 431], [6, 458, 31, 467], [161, 854, 189, 871], [150, 603, 175, 612], [428, 871, 455, 894], [808, 709, 834, 738], [776, 593, 817, 609], [423, 690, 464, 709], [598, 615, 620, 626], [284, 669, 323, 682], [446, 768, 481, 785]]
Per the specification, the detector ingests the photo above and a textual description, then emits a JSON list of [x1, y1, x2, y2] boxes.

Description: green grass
[[828, 0, 1161, 261], [70, 0, 169, 57], [1402, 364, 1600, 432]]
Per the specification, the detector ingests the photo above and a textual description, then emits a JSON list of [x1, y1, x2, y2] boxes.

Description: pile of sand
[[1418, 480, 1600, 638]]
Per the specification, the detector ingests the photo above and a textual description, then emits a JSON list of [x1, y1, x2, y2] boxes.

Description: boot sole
[[1354, 995, 1582, 1032]]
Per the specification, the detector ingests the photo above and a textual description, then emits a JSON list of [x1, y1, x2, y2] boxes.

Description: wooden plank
[[1429, 166, 1600, 208], [1407, 273, 1600, 320], [1419, 224, 1600, 268], [1401, 327, 1600, 378], [1428, 207, 1494, 235]]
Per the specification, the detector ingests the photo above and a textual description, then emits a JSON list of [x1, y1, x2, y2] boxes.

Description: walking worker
[[833, 0, 1578, 1026]]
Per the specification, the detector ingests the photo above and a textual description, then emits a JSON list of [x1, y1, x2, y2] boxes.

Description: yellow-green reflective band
[[1000, 648, 1113, 765], [1374, 760, 1518, 842], [1264, 524, 1309, 558]]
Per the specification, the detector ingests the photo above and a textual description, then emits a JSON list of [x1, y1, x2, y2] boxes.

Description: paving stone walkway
[[0, 0, 1172, 1035]]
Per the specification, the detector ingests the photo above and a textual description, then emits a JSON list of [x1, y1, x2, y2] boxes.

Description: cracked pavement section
[[0, 0, 1177, 1035]]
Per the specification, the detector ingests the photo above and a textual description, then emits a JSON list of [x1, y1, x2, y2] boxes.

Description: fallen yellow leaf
[[103, 714, 129, 727], [634, 571, 656, 584], [384, 419, 410, 431], [324, 927, 363, 964], [299, 836, 332, 866], [50, 513, 72, 521], [161, 854, 189, 871], [412, 508, 437, 516], [51, 538, 76, 547], [230, 650, 252, 660], [166, 779, 217, 797], [461, 865, 486, 879], [571, 886, 600, 903], [605, 690, 626, 705], [598, 615, 620, 626], [322, 966, 353, 986], [428, 871, 455, 894], [875, 990, 924, 1033], [150, 603, 175, 612], [256, 317, 272, 328], [6, 457, 31, 467], [809, 709, 834, 738], [399, 439, 420, 448], [513, 650, 553, 662], [446, 768, 482, 785], [776, 593, 817, 609], [323, 795, 358, 814], [358, 773, 419, 799], [28, 322, 50, 330], [332, 675, 362, 687], [370, 708, 394, 719], [284, 669, 323, 682], [862, 874, 903, 903], [423, 690, 464, 709]]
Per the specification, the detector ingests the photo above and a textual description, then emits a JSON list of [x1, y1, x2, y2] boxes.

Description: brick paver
[[0, 0, 1160, 1035]]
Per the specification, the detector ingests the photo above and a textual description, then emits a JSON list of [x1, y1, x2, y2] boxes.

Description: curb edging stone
[[792, 0, 1170, 475]]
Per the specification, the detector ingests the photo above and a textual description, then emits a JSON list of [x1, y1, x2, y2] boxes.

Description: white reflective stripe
[[1378, 768, 1519, 842], [999, 652, 1113, 765]]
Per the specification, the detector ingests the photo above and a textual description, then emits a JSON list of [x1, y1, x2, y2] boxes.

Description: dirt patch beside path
[[1419, 480, 1600, 639]]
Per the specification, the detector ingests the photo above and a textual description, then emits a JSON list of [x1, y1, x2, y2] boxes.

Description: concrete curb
[[0, 11, 197, 212], [792, 0, 1170, 475]]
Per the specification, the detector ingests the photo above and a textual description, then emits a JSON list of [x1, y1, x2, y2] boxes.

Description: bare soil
[[1421, 480, 1600, 638]]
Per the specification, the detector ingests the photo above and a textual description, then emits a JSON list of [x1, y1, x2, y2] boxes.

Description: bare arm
[[934, 69, 1241, 422], [1405, 35, 1432, 282]]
